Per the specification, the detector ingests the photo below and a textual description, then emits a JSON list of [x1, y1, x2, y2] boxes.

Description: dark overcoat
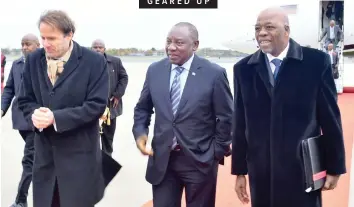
[[1, 57, 32, 130], [17, 41, 109, 207], [105, 53, 128, 118], [231, 39, 346, 207]]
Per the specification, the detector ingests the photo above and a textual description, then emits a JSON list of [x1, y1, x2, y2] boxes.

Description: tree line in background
[[1, 47, 248, 57]]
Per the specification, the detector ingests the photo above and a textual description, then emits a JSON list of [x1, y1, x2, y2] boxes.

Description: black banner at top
[[139, 0, 218, 9]]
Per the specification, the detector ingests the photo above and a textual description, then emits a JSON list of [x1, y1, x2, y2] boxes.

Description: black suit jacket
[[133, 55, 233, 185], [1, 57, 32, 130], [105, 54, 128, 118]]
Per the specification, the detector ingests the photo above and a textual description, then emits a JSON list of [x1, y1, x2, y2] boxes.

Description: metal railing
[[336, 42, 344, 93]]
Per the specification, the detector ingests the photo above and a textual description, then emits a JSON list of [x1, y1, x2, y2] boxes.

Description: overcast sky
[[0, 0, 304, 49]]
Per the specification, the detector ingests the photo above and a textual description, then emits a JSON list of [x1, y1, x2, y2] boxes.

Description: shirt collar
[[171, 53, 194, 71], [266, 42, 290, 63], [17, 56, 25, 64]]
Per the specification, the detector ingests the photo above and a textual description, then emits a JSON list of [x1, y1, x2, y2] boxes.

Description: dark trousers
[[16, 130, 35, 204], [152, 150, 218, 207], [101, 117, 116, 156], [51, 179, 60, 207], [332, 64, 339, 79]]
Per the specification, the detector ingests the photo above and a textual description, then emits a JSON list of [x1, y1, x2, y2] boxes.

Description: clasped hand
[[32, 107, 54, 129]]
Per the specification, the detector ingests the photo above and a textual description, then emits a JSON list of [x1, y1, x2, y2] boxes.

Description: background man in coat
[[133, 22, 233, 207], [1, 53, 6, 93], [91, 39, 128, 156], [1, 33, 40, 207], [17, 10, 109, 207], [232, 7, 346, 207]]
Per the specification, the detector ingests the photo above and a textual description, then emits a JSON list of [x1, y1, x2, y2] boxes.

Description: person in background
[[1, 53, 6, 93], [327, 43, 339, 79], [1, 34, 40, 207], [17, 10, 109, 207], [91, 39, 128, 156], [320, 20, 343, 50], [232, 7, 345, 207]]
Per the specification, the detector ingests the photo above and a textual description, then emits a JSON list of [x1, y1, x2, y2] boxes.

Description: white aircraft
[[222, 0, 354, 93]]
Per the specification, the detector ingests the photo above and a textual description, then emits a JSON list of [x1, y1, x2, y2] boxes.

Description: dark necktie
[[271, 58, 282, 80]]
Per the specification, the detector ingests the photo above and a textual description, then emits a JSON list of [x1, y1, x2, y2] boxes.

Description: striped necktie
[[170, 66, 184, 150], [171, 66, 184, 115]]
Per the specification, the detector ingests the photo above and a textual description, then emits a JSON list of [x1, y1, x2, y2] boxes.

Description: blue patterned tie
[[170, 66, 184, 149], [271, 58, 282, 80]]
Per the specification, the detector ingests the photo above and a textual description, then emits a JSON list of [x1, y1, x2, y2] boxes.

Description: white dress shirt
[[328, 50, 334, 64], [170, 53, 194, 92], [330, 26, 335, 39], [265, 42, 290, 74]]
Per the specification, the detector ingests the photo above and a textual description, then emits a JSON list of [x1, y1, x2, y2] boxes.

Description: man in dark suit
[[320, 20, 343, 50], [133, 22, 233, 207], [327, 43, 339, 79], [232, 7, 346, 207], [1, 33, 40, 207], [91, 39, 128, 156], [17, 10, 109, 207]]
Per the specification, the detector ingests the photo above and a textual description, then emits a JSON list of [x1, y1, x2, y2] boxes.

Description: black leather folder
[[102, 150, 122, 187], [301, 135, 326, 192]]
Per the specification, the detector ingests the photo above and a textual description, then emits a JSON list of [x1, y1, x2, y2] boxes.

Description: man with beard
[[232, 7, 346, 207], [133, 22, 233, 207], [1, 33, 40, 207], [17, 10, 109, 207], [91, 39, 128, 156]]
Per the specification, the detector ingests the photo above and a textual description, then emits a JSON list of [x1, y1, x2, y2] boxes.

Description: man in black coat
[[17, 10, 109, 207], [232, 7, 346, 207], [1, 33, 40, 207], [91, 39, 128, 156]]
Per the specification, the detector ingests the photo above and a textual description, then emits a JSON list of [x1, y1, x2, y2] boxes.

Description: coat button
[[49, 92, 54, 96], [172, 123, 176, 126]]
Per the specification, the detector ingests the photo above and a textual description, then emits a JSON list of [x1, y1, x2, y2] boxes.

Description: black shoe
[[9, 202, 27, 207]]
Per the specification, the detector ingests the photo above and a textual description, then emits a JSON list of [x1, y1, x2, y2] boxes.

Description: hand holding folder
[[301, 135, 326, 192], [322, 174, 340, 191], [301, 135, 340, 192]]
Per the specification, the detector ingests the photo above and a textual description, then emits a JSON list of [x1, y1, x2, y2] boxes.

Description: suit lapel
[[162, 60, 174, 118], [40, 54, 54, 91], [248, 50, 272, 97], [174, 56, 201, 120], [53, 43, 81, 89], [264, 55, 275, 86]]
